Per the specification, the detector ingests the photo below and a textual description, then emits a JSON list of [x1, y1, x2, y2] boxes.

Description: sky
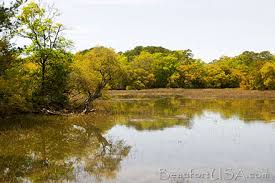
[[29, 0, 275, 61]]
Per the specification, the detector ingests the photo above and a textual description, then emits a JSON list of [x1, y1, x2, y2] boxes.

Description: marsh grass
[[107, 88, 275, 99]]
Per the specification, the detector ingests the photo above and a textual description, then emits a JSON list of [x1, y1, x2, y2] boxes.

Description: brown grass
[[107, 88, 275, 99]]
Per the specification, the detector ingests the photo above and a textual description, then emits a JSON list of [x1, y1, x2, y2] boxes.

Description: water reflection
[[0, 98, 275, 182], [0, 115, 130, 183], [107, 98, 275, 132]]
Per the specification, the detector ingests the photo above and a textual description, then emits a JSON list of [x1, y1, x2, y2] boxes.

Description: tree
[[127, 51, 156, 89], [17, 1, 72, 97], [0, 0, 26, 76], [0, 39, 15, 76], [16, 1, 73, 110], [233, 52, 275, 90], [0, 0, 26, 35], [153, 53, 180, 88], [260, 62, 275, 90], [71, 47, 121, 113], [169, 60, 205, 88], [109, 54, 129, 90], [0, 0, 27, 116], [123, 46, 171, 62], [31, 51, 73, 109]]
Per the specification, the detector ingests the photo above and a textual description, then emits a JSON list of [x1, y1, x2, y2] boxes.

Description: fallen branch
[[41, 108, 63, 115], [41, 108, 96, 116]]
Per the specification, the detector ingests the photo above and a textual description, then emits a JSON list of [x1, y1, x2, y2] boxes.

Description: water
[[0, 98, 274, 183]]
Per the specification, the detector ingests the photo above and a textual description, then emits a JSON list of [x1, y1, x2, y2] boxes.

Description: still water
[[0, 98, 275, 183]]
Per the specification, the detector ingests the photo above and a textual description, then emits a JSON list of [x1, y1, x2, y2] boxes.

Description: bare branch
[[51, 24, 61, 49]]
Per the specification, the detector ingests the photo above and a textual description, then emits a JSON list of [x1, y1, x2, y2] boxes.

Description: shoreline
[[2, 89, 275, 118]]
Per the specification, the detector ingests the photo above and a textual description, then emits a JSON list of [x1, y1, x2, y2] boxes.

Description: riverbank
[[107, 88, 275, 99]]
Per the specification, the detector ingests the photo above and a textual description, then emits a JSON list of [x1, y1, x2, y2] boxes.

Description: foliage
[[126, 51, 156, 89], [31, 51, 73, 109], [168, 60, 205, 88], [17, 1, 72, 109], [0, 1, 26, 116], [260, 62, 275, 90], [71, 47, 121, 111], [123, 46, 171, 61], [0, 0, 26, 36], [120, 49, 193, 89]]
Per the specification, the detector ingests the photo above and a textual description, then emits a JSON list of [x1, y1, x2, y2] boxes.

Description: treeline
[[114, 46, 275, 90], [1, 1, 275, 115]]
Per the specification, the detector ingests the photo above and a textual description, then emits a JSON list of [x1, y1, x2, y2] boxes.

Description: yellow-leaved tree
[[260, 62, 275, 90], [71, 47, 121, 113]]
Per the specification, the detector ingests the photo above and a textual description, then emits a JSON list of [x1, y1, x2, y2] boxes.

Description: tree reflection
[[107, 98, 275, 131], [0, 115, 131, 183], [109, 98, 192, 131]]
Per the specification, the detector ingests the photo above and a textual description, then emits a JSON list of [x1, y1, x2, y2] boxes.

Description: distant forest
[[1, 1, 275, 115]]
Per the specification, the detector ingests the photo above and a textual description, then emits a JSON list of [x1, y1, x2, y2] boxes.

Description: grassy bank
[[107, 88, 275, 99]]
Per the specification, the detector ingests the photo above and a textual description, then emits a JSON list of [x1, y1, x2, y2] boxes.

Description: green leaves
[[17, 1, 70, 54]]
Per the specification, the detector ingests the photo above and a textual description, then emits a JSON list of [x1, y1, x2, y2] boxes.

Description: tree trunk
[[82, 91, 92, 114], [82, 83, 104, 114], [41, 61, 46, 95]]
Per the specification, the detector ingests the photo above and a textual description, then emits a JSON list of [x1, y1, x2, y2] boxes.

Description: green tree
[[17, 1, 72, 109], [0, 0, 26, 116], [153, 53, 180, 88], [124, 46, 171, 62], [17, 1, 72, 96], [0, 0, 26, 35], [0, 38, 15, 76], [31, 51, 73, 109]]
